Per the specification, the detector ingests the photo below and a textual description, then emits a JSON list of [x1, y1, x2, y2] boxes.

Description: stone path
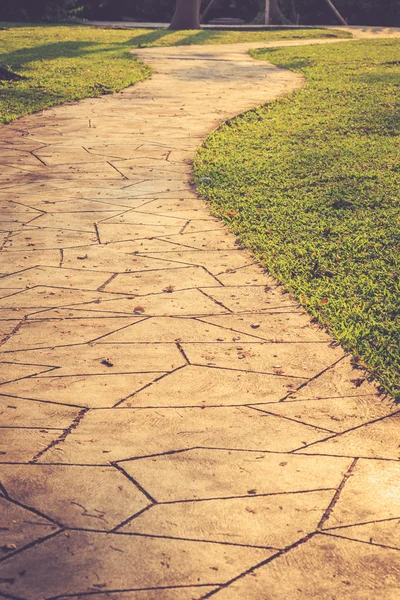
[[1, 33, 400, 599]]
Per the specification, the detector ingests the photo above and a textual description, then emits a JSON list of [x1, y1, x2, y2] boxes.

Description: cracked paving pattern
[[0, 28, 399, 599]]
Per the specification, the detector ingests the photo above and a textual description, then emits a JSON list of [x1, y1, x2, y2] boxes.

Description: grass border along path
[[195, 39, 400, 400], [0, 23, 350, 124]]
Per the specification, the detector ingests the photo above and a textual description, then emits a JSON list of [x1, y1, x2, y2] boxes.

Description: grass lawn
[[195, 39, 400, 400], [0, 23, 350, 124]]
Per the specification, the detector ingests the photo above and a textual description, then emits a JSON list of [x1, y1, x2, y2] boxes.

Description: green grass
[[195, 39, 400, 400], [0, 23, 349, 123]]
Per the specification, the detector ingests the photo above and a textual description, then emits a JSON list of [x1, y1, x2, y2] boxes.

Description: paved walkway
[[0, 34, 400, 599]]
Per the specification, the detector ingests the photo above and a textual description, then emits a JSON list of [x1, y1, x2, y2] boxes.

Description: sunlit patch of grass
[[195, 40, 400, 400], [0, 23, 349, 123]]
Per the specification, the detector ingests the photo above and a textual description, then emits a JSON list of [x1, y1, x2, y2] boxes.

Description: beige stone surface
[[0, 496, 58, 555], [0, 28, 398, 598], [210, 534, 400, 599], [124, 490, 335, 548], [122, 365, 306, 407], [0, 530, 270, 599], [122, 449, 351, 502], [41, 406, 329, 464], [0, 464, 149, 529]]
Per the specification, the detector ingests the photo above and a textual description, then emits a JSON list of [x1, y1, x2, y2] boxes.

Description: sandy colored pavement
[[0, 30, 400, 599]]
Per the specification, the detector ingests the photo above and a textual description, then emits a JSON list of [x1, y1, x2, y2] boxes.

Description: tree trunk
[[323, 0, 348, 25], [264, 0, 271, 25], [270, 0, 292, 24], [169, 0, 201, 30]]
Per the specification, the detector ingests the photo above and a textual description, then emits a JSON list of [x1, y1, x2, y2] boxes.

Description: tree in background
[[169, 0, 201, 29]]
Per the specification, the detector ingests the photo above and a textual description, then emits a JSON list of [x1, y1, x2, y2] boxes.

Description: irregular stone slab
[[1, 464, 149, 530], [122, 449, 351, 502], [0, 427, 62, 462], [124, 365, 306, 407], [0, 395, 80, 427], [300, 411, 400, 459], [4, 228, 98, 250], [0, 530, 270, 599], [42, 407, 329, 464], [0, 497, 58, 557], [0, 361, 55, 385], [98, 223, 187, 244], [3, 343, 185, 376], [214, 263, 276, 286], [1, 317, 139, 350], [0, 266, 110, 290], [257, 395, 398, 433], [0, 287, 119, 310], [202, 313, 331, 343], [33, 211, 123, 230], [323, 459, 400, 528], [78, 289, 228, 317], [102, 211, 188, 226], [210, 534, 400, 599], [160, 229, 237, 251], [0, 249, 61, 270], [35, 147, 110, 165], [288, 355, 381, 400], [124, 490, 334, 548], [100, 317, 259, 345], [140, 250, 254, 275], [182, 342, 344, 378], [63, 244, 184, 272], [1, 372, 163, 408], [200, 285, 298, 313], [104, 267, 220, 296]]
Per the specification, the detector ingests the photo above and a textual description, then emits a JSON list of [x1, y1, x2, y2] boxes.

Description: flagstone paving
[[0, 30, 399, 599]]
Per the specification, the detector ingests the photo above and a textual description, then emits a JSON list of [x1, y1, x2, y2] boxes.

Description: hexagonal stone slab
[[123, 490, 334, 548], [0, 530, 271, 599], [3, 343, 185, 376], [121, 449, 352, 502], [100, 318, 260, 345], [182, 342, 344, 379], [1, 465, 149, 530], [41, 407, 329, 464], [103, 267, 221, 296], [77, 290, 228, 317], [122, 365, 305, 408]]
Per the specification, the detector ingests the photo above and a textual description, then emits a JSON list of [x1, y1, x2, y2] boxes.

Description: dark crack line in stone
[[317, 458, 358, 529], [200, 532, 317, 599], [113, 463, 158, 504], [247, 405, 337, 434], [0, 528, 63, 565], [30, 408, 88, 463], [110, 504, 154, 533], [291, 408, 400, 454], [112, 365, 187, 408]]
